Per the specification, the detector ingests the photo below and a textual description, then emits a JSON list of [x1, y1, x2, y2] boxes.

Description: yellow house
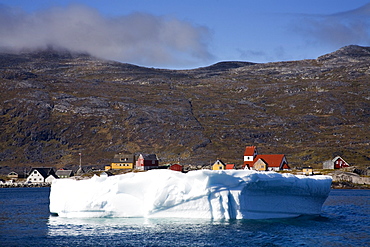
[[212, 159, 226, 170], [302, 167, 314, 176], [253, 158, 268, 171], [105, 153, 135, 171]]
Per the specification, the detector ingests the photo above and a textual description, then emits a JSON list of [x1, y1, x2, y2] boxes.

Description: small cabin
[[136, 154, 159, 170], [55, 169, 74, 178], [253, 159, 268, 171], [169, 164, 183, 172], [323, 156, 350, 169], [333, 156, 350, 169], [302, 167, 314, 176], [45, 174, 57, 183], [225, 164, 235, 170], [7, 171, 19, 179], [212, 160, 225, 170]]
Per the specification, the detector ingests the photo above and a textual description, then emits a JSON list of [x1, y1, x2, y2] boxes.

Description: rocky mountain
[[1, 45, 369, 174]]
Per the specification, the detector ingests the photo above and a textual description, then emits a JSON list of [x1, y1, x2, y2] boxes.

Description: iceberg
[[49, 170, 332, 220]]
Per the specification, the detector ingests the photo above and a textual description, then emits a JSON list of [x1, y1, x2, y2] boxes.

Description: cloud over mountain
[[0, 4, 212, 68], [294, 3, 370, 48]]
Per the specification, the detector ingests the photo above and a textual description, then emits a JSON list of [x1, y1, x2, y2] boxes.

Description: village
[[2, 145, 365, 188]]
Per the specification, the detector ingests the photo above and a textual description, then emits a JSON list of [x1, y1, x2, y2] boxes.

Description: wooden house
[[225, 164, 235, 170], [45, 174, 57, 183], [106, 153, 135, 170], [55, 169, 74, 178], [253, 158, 268, 171], [169, 164, 183, 172], [302, 167, 314, 176], [333, 156, 350, 169], [255, 154, 290, 171], [26, 168, 56, 184], [212, 160, 226, 170], [243, 146, 290, 171], [7, 171, 19, 179], [136, 154, 159, 170], [7, 171, 26, 179], [323, 156, 350, 169]]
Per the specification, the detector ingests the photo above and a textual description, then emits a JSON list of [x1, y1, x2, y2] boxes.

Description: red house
[[169, 164, 183, 172], [254, 154, 289, 171], [136, 154, 159, 170], [243, 146, 290, 171], [333, 156, 350, 169], [225, 164, 235, 170]]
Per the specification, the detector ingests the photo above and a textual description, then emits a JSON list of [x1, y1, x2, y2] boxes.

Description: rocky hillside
[[1, 45, 369, 173]]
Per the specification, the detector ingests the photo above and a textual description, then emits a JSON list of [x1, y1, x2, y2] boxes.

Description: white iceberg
[[49, 170, 332, 219]]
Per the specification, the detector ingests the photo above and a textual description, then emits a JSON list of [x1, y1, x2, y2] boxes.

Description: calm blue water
[[0, 188, 369, 247]]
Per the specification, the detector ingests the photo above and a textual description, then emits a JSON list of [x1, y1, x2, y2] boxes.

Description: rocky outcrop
[[330, 171, 370, 185]]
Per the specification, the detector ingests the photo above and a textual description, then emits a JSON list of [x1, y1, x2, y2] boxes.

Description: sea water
[[0, 187, 369, 246]]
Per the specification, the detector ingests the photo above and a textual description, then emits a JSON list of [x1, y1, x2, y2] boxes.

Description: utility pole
[[79, 152, 82, 169]]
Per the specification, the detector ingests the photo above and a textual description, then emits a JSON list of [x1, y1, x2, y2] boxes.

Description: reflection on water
[[46, 215, 348, 246], [49, 216, 308, 244], [47, 216, 245, 246], [48, 216, 219, 237]]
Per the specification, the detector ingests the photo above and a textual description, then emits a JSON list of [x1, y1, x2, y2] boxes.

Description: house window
[[34, 178, 37, 181], [34, 171, 37, 174]]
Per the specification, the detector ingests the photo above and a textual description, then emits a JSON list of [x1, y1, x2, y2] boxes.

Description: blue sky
[[1, 0, 370, 69]]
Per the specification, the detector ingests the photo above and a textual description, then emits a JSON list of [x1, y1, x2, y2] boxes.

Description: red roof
[[225, 164, 235, 170], [244, 146, 256, 156], [169, 164, 183, 172], [252, 154, 287, 168], [282, 163, 290, 169]]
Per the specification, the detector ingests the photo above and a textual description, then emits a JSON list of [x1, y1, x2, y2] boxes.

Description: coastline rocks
[[0, 182, 51, 188], [330, 171, 370, 186]]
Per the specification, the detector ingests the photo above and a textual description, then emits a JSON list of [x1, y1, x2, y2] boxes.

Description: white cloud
[[0, 4, 213, 68], [292, 3, 370, 48]]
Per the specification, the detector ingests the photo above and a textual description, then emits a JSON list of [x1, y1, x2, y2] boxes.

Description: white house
[[26, 168, 56, 184], [45, 174, 57, 183]]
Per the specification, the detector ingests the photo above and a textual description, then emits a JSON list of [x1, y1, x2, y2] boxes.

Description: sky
[[1, 0, 370, 69]]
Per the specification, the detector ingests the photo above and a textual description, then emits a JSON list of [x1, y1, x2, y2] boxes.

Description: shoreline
[[1, 182, 369, 190], [0, 183, 51, 188], [331, 181, 370, 190]]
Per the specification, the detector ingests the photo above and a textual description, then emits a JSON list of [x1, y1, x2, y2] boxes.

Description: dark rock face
[[0, 46, 369, 172]]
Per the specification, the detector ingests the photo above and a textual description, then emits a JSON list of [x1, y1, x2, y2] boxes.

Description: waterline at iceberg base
[[49, 170, 332, 220]]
